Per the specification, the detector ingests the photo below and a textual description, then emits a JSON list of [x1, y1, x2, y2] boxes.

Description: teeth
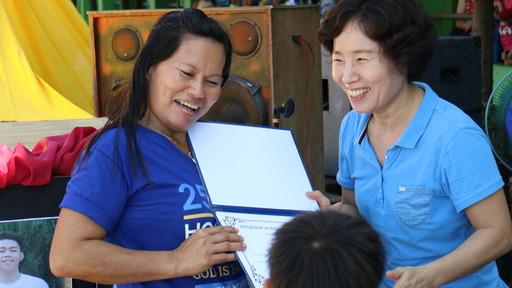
[[176, 100, 198, 111], [347, 88, 370, 97]]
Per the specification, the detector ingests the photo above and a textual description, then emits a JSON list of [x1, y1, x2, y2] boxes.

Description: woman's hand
[[306, 190, 342, 211], [386, 266, 438, 288], [172, 226, 246, 276]]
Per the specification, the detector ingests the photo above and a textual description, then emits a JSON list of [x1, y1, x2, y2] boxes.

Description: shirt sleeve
[[61, 145, 130, 232], [442, 126, 504, 212], [336, 114, 356, 190]]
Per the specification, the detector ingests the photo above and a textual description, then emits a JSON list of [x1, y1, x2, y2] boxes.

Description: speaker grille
[[200, 75, 267, 125], [106, 79, 131, 118]]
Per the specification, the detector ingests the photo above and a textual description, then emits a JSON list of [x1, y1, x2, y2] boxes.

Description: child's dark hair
[[267, 210, 385, 288]]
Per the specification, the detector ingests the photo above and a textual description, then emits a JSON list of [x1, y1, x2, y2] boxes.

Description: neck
[[139, 117, 193, 159], [142, 118, 187, 144], [0, 271, 21, 284], [371, 83, 423, 133]]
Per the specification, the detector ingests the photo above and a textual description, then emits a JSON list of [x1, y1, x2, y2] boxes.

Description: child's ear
[[264, 278, 272, 288]]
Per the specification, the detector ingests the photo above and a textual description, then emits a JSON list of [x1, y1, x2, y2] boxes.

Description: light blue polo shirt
[[337, 82, 506, 287]]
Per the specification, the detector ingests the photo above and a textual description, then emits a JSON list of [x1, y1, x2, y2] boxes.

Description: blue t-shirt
[[337, 82, 506, 288], [61, 125, 248, 288]]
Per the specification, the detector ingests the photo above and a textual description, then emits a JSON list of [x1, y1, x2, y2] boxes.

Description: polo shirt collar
[[396, 82, 439, 149], [357, 114, 372, 145]]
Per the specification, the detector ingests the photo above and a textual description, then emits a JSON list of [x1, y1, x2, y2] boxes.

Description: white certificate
[[215, 211, 296, 288], [188, 122, 319, 211], [188, 122, 319, 287]]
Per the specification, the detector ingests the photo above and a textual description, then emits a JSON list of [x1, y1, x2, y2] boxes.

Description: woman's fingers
[[172, 225, 246, 275], [306, 190, 332, 209]]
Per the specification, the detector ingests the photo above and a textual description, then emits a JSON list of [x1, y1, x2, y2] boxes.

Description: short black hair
[[317, 0, 437, 81], [0, 231, 23, 251], [267, 210, 384, 288]]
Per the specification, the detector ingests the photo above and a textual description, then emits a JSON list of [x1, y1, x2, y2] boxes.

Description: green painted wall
[[422, 0, 458, 36]]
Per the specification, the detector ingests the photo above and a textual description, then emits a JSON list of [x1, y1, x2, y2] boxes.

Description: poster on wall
[[0, 217, 71, 288]]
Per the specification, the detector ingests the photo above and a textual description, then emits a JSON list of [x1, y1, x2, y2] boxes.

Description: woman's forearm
[[419, 190, 512, 286], [50, 208, 244, 284], [420, 225, 512, 287], [50, 239, 179, 284]]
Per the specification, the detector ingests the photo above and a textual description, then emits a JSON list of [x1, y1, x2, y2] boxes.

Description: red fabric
[[0, 126, 99, 188], [465, 0, 474, 14], [496, 0, 512, 20], [500, 23, 512, 51]]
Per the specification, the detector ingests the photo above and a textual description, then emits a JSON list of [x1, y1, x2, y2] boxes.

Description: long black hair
[[83, 8, 232, 177]]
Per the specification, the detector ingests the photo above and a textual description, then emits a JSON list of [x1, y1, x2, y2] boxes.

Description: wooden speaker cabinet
[[89, 6, 325, 190]]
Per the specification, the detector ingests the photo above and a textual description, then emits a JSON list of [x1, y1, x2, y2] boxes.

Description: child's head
[[265, 210, 384, 288]]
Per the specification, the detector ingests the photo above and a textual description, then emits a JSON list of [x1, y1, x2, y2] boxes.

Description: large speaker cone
[[201, 75, 267, 125], [112, 27, 142, 62], [228, 19, 261, 58]]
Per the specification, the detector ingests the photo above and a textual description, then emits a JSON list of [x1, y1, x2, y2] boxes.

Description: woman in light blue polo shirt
[[312, 0, 512, 287]]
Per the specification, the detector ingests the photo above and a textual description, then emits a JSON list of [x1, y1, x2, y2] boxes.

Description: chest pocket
[[395, 186, 430, 227]]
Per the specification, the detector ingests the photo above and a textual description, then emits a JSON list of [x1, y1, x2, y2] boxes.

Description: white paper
[[188, 122, 319, 287], [188, 122, 319, 211], [215, 211, 295, 288]]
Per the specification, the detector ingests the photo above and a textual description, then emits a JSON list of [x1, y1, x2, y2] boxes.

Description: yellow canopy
[[0, 0, 95, 121]]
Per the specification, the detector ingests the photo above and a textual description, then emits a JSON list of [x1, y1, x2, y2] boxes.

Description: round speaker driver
[[200, 76, 267, 126]]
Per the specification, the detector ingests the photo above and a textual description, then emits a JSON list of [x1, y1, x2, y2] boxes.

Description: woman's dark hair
[[82, 8, 232, 177], [317, 0, 437, 81]]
